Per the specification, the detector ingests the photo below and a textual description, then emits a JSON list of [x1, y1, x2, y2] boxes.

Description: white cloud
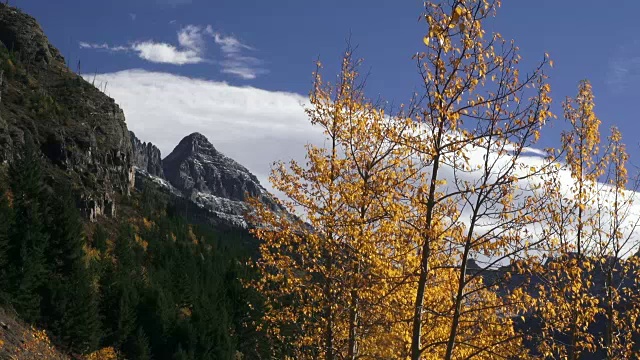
[[127, 25, 213, 65], [214, 33, 267, 79], [79, 42, 128, 52], [80, 26, 267, 78], [80, 38, 203, 65], [220, 57, 267, 80], [214, 33, 253, 54], [86, 69, 314, 198], [80, 25, 210, 65], [86, 69, 640, 259], [79, 42, 109, 50], [178, 25, 211, 51], [131, 42, 203, 65]]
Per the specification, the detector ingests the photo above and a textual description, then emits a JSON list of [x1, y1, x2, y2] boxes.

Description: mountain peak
[[163, 132, 260, 200], [173, 132, 219, 158], [185, 132, 208, 140], [160, 132, 283, 224]]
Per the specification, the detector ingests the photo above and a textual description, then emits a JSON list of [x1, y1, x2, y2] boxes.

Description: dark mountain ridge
[[0, 3, 133, 220], [0, 2, 282, 228]]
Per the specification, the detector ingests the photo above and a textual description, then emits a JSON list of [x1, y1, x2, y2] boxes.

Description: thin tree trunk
[[324, 252, 334, 360], [410, 152, 441, 360], [567, 311, 578, 360], [444, 217, 477, 360], [348, 191, 368, 360], [567, 177, 584, 360], [347, 284, 359, 360], [605, 271, 614, 359]]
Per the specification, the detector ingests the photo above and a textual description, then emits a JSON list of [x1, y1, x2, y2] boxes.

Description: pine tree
[[93, 224, 108, 254], [39, 186, 101, 353], [61, 261, 101, 353], [6, 135, 49, 322], [0, 179, 13, 300], [116, 284, 139, 348], [99, 225, 140, 349], [172, 344, 191, 360], [129, 327, 152, 360], [45, 185, 84, 275]]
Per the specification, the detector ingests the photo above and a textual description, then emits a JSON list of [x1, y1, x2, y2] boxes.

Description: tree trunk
[[444, 226, 476, 360], [411, 124, 443, 360], [605, 271, 614, 359], [325, 253, 334, 360], [347, 287, 359, 360], [410, 152, 441, 360]]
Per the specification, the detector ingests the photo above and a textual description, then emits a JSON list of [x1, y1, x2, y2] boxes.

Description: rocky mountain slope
[[0, 3, 133, 220], [130, 130, 163, 177], [131, 131, 284, 228], [0, 2, 282, 228]]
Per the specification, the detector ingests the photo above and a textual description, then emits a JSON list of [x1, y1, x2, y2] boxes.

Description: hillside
[[0, 4, 278, 359], [0, 307, 69, 360]]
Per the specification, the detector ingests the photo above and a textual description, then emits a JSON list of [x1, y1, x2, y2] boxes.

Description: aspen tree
[[532, 81, 604, 360], [405, 0, 552, 358], [249, 51, 419, 359], [596, 127, 640, 359], [533, 83, 640, 359]]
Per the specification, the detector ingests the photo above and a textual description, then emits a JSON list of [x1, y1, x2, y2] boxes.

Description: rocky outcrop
[[0, 4, 64, 66], [0, 4, 134, 221], [130, 131, 164, 177], [0, 4, 282, 226], [161, 132, 283, 226]]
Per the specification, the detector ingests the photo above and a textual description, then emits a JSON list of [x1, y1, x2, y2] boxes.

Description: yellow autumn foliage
[[84, 347, 118, 360], [248, 1, 640, 360]]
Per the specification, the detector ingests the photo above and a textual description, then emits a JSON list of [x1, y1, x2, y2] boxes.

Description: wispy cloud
[[129, 13, 137, 21], [129, 25, 213, 64], [80, 26, 267, 79], [178, 25, 213, 51], [607, 41, 640, 93], [213, 33, 253, 53], [214, 33, 267, 80], [79, 42, 128, 52], [80, 25, 210, 65]]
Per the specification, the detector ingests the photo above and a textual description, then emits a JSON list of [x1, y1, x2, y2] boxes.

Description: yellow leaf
[[423, 35, 430, 46]]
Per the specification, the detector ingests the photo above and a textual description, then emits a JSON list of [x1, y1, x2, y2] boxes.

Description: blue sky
[[18, 0, 640, 167]]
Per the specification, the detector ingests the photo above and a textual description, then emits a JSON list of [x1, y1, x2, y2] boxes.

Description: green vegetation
[[0, 140, 271, 359]]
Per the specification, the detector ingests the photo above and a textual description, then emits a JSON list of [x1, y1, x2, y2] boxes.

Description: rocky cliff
[[0, 3, 283, 228], [0, 4, 134, 220], [160, 132, 283, 226], [130, 131, 164, 177]]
